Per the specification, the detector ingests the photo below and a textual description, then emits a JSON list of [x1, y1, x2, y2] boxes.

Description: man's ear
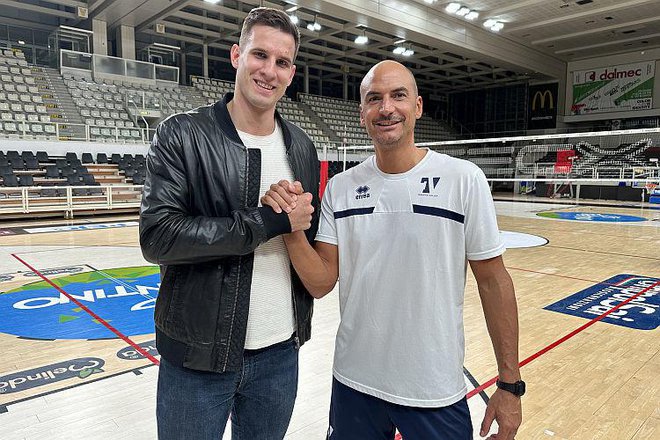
[[230, 44, 240, 69]]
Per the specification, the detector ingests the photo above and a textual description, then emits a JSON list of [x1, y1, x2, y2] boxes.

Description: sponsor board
[[571, 62, 654, 115], [0, 266, 159, 340], [24, 221, 139, 234], [0, 358, 105, 394], [545, 274, 659, 330], [537, 212, 646, 222]]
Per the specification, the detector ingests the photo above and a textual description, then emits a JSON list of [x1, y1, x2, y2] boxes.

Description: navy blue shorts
[[327, 378, 472, 440]]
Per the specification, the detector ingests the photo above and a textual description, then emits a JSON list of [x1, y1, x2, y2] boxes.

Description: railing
[[0, 121, 153, 144], [524, 163, 660, 180], [0, 184, 143, 218]]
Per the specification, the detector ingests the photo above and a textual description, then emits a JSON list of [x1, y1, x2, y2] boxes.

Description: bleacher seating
[[191, 77, 332, 145], [300, 94, 370, 146], [0, 49, 54, 139], [0, 150, 147, 193]]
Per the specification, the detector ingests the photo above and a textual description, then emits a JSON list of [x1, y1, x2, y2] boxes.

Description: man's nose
[[380, 97, 394, 113]]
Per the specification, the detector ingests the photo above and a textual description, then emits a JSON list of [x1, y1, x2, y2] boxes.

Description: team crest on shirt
[[355, 185, 371, 200], [419, 177, 441, 197]]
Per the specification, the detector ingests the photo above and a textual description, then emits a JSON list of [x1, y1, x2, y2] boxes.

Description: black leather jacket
[[140, 94, 320, 373]]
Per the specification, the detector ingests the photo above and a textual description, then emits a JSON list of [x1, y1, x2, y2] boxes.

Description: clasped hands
[[262, 180, 314, 232]]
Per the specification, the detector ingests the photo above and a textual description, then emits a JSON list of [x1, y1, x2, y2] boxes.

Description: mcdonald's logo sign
[[528, 83, 558, 129], [532, 90, 554, 111]]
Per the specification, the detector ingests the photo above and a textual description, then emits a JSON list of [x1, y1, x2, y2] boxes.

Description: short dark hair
[[239, 7, 301, 60]]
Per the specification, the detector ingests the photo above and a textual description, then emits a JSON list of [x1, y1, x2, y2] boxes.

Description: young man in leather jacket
[[139, 7, 319, 440]]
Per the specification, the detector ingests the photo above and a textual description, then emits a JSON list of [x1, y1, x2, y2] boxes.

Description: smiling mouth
[[374, 120, 402, 126], [255, 80, 275, 91]]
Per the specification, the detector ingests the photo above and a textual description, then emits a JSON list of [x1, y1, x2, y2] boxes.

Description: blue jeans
[[157, 337, 299, 440]]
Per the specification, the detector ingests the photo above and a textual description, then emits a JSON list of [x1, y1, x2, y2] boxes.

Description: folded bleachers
[[0, 49, 54, 139], [191, 77, 332, 145]]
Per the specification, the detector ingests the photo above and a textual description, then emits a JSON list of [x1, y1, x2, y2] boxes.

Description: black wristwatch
[[496, 379, 526, 397]]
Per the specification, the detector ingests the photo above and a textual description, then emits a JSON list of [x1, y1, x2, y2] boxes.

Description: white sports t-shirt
[[316, 149, 504, 407], [238, 123, 296, 350]]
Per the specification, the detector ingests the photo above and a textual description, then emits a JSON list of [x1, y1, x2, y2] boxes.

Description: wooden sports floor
[[0, 198, 658, 440]]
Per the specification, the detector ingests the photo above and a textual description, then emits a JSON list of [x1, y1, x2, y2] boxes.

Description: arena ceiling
[[2, 0, 659, 94]]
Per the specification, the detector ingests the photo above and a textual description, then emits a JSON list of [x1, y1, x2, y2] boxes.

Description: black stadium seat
[[45, 166, 59, 178], [36, 151, 49, 163], [18, 175, 34, 187], [1, 174, 19, 187]]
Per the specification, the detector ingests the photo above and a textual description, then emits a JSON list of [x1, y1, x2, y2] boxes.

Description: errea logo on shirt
[[420, 177, 440, 196], [355, 185, 371, 200]]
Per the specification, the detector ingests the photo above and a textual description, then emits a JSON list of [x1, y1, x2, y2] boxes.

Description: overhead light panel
[[446, 2, 461, 13], [483, 19, 503, 31], [465, 11, 479, 20], [456, 6, 470, 16], [289, 14, 299, 25], [203, 0, 221, 4], [446, 3, 481, 22]]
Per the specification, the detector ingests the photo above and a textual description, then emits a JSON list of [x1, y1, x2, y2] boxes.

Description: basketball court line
[[10, 253, 159, 366], [545, 244, 660, 261]]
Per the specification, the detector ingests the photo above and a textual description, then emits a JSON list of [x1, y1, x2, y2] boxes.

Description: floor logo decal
[[545, 274, 659, 330], [0, 358, 105, 394], [537, 212, 646, 222], [0, 266, 159, 340]]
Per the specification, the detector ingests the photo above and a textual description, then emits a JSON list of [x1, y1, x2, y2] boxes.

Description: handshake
[[262, 180, 314, 232]]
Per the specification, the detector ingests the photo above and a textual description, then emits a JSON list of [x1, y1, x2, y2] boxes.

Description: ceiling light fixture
[[393, 44, 414, 56], [465, 11, 479, 20], [203, 0, 221, 4], [446, 3, 480, 23], [446, 3, 461, 13], [354, 30, 368, 45], [307, 16, 321, 31], [289, 14, 299, 25], [456, 6, 470, 16], [483, 19, 504, 32]]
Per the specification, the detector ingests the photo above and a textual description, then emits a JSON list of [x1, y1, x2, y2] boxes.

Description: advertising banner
[[528, 83, 558, 129], [571, 61, 654, 115]]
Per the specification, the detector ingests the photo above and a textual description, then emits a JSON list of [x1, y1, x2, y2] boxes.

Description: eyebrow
[[250, 47, 293, 65], [365, 86, 410, 98]]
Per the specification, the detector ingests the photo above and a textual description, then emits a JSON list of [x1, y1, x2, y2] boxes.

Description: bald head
[[360, 60, 418, 103]]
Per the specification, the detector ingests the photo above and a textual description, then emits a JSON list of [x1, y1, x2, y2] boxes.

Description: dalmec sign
[[571, 61, 654, 115]]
